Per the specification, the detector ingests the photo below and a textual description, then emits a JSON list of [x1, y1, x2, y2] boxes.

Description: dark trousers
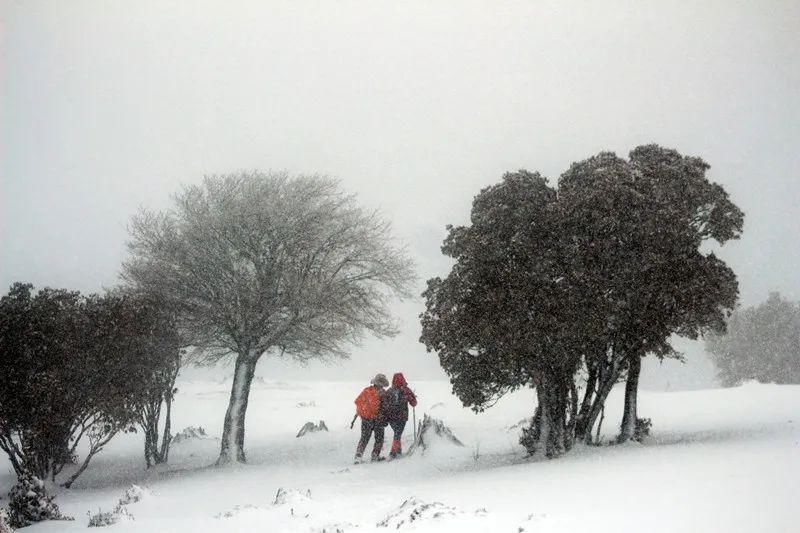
[[355, 418, 384, 459], [389, 419, 406, 456]]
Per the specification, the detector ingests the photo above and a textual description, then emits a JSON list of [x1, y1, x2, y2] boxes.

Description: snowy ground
[[1, 379, 798, 532]]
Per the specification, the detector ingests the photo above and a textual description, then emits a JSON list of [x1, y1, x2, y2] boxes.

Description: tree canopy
[[420, 144, 743, 456]]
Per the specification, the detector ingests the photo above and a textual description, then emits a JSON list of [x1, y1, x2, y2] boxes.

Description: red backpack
[[355, 386, 381, 419]]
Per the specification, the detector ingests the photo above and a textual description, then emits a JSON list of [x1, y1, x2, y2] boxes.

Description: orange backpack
[[355, 386, 381, 419]]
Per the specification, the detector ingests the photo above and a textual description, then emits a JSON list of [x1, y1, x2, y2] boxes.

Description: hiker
[[384, 372, 418, 459], [353, 373, 390, 462]]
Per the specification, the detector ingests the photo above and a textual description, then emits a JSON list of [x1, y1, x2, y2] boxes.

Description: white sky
[[2, 0, 799, 381]]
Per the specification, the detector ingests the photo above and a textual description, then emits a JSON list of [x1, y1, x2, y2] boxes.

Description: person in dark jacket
[[384, 372, 418, 458], [354, 373, 389, 463]]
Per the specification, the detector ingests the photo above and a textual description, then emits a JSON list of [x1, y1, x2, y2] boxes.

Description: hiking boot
[[370, 455, 386, 462]]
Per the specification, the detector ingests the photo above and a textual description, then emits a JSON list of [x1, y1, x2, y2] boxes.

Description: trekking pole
[[412, 406, 417, 442], [350, 413, 358, 429]]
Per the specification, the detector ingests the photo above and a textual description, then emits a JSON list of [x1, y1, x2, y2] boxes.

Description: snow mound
[[517, 513, 550, 532], [172, 426, 215, 444], [273, 488, 312, 506], [214, 504, 261, 520], [296, 420, 329, 437], [377, 497, 489, 530], [310, 521, 357, 533]]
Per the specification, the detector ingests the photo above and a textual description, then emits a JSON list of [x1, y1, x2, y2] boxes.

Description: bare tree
[[122, 172, 416, 465]]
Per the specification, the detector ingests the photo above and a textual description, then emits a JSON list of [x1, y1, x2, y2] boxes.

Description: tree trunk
[[157, 394, 173, 464], [579, 354, 623, 443], [565, 380, 578, 451], [61, 431, 117, 488], [217, 353, 258, 465], [574, 363, 598, 440], [617, 354, 641, 443], [532, 373, 568, 458]]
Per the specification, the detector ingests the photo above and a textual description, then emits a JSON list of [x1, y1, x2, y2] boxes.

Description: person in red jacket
[[353, 373, 389, 463], [384, 372, 418, 459]]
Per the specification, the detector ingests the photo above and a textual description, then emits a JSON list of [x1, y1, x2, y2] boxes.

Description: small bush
[[87, 484, 150, 527], [6, 473, 72, 528], [0, 508, 14, 533], [633, 418, 652, 442], [88, 506, 133, 527]]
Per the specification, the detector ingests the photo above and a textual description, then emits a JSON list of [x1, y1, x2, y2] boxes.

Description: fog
[[2, 1, 799, 385]]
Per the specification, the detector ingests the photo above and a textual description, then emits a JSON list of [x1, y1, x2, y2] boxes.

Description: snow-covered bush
[[87, 505, 134, 527], [519, 419, 539, 455], [172, 426, 209, 444], [0, 508, 14, 533], [634, 418, 652, 442], [6, 473, 72, 528], [87, 484, 150, 527], [118, 484, 151, 506], [171, 426, 209, 444]]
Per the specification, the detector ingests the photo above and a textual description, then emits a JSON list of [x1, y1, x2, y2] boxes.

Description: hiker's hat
[[371, 373, 389, 387]]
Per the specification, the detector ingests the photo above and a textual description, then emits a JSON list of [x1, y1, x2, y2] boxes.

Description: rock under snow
[[408, 414, 464, 455], [272, 488, 312, 506]]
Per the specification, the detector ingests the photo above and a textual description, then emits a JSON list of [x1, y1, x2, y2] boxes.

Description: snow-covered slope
[[1, 380, 797, 532]]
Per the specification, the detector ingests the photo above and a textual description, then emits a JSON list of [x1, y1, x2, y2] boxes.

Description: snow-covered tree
[[706, 292, 800, 386], [123, 172, 416, 464]]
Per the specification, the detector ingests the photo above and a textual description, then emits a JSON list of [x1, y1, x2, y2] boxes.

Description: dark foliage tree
[[118, 291, 183, 468], [706, 292, 800, 386], [138, 345, 181, 468], [122, 172, 416, 465], [421, 145, 743, 455], [0, 284, 180, 487], [0, 283, 83, 480], [420, 171, 584, 457], [559, 146, 742, 443]]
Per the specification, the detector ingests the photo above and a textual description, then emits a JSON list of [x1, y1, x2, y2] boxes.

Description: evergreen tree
[[421, 145, 743, 455], [706, 292, 800, 386]]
